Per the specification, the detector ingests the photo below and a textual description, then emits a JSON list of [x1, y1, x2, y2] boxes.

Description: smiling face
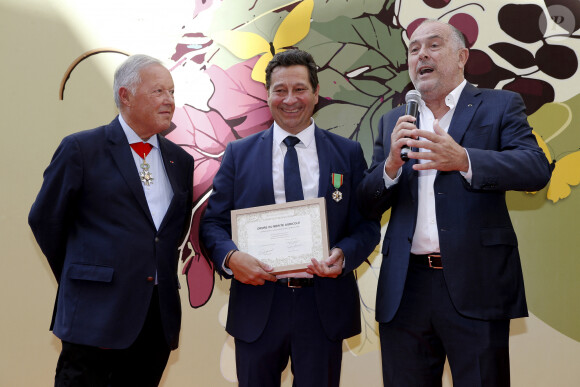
[[407, 21, 469, 103], [267, 65, 319, 135], [120, 63, 175, 140]]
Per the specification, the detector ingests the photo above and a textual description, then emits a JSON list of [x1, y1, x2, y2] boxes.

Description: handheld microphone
[[400, 90, 422, 161]]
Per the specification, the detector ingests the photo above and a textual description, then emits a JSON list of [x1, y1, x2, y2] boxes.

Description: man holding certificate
[[200, 49, 380, 387]]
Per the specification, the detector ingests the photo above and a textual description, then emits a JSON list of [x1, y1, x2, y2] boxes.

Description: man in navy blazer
[[29, 55, 194, 386], [357, 20, 552, 386], [200, 50, 380, 387]]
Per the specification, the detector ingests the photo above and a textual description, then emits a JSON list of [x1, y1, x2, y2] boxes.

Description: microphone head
[[405, 90, 422, 104]]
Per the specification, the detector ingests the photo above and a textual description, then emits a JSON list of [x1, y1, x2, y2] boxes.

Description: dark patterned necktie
[[283, 136, 304, 202]]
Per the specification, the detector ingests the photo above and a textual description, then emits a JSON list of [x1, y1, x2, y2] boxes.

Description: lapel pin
[[331, 173, 343, 202]]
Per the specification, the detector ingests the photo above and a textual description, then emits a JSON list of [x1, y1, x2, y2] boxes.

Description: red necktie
[[130, 142, 153, 159]]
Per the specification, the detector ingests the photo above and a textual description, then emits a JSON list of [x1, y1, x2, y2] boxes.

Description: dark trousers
[[235, 285, 343, 387], [379, 261, 511, 387], [54, 288, 171, 387]]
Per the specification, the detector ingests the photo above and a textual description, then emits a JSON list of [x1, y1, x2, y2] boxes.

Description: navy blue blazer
[[357, 83, 552, 323], [29, 117, 194, 350], [200, 125, 380, 343]]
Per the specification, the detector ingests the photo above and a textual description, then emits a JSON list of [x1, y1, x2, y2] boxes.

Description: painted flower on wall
[[162, 0, 580, 364], [58, 0, 580, 351], [529, 96, 580, 203], [213, 0, 314, 84], [164, 56, 273, 307], [54, 1, 580, 381]]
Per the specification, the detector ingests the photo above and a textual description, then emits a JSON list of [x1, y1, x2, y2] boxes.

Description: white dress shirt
[[119, 114, 173, 230], [272, 119, 319, 203], [382, 80, 472, 254]]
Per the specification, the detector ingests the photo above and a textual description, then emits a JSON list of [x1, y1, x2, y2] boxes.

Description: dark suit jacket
[[200, 125, 380, 343], [357, 83, 552, 323], [29, 117, 194, 350]]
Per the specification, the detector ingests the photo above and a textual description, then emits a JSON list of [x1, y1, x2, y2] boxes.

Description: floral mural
[[151, 0, 580, 378], [59, 0, 580, 381]]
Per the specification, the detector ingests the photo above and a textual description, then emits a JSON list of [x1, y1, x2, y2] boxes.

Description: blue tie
[[283, 136, 304, 202]]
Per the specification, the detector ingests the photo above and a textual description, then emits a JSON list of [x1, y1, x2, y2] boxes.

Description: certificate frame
[[231, 197, 329, 274]]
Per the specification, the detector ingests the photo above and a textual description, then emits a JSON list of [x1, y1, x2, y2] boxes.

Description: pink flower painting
[[165, 56, 273, 307]]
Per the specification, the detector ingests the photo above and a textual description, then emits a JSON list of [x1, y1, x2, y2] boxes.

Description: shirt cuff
[[382, 160, 401, 188], [460, 148, 473, 183], [222, 254, 233, 276]]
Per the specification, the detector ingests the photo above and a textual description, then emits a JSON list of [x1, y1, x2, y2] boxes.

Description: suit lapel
[[157, 135, 182, 231], [447, 83, 481, 145], [159, 135, 179, 191], [314, 127, 331, 198], [258, 128, 276, 203], [106, 117, 155, 226]]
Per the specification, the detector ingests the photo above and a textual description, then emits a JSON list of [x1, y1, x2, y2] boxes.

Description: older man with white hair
[[29, 54, 194, 386]]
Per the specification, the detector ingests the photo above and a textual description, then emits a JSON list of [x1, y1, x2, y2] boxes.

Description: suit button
[[146, 276, 154, 282], [155, 237, 159, 243]]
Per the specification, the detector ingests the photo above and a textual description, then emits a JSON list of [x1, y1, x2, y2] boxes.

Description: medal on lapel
[[130, 142, 154, 186], [139, 155, 154, 186], [331, 173, 343, 202]]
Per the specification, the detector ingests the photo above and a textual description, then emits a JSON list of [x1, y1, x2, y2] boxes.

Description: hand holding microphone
[[400, 90, 421, 161]]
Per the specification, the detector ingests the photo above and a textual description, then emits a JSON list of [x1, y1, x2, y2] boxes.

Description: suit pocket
[[480, 228, 518, 247], [67, 263, 114, 282]]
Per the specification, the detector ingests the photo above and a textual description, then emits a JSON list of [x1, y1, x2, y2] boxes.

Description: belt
[[410, 253, 443, 269], [276, 278, 315, 288]]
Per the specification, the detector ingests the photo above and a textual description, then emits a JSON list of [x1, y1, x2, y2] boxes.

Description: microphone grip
[[400, 145, 411, 161], [400, 101, 419, 162]]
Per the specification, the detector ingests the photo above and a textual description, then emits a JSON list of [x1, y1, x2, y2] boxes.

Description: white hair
[[113, 54, 163, 108]]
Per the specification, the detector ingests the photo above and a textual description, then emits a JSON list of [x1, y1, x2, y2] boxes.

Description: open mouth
[[418, 67, 434, 76]]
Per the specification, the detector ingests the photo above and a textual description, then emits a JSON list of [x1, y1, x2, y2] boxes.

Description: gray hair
[[416, 19, 466, 50], [448, 23, 467, 49], [113, 54, 163, 108]]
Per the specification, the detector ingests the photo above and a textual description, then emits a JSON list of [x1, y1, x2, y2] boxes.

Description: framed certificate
[[231, 197, 329, 274]]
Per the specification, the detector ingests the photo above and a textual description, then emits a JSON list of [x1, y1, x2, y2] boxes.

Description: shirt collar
[[273, 118, 316, 148], [445, 79, 467, 110], [118, 114, 159, 148], [419, 79, 467, 112]]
